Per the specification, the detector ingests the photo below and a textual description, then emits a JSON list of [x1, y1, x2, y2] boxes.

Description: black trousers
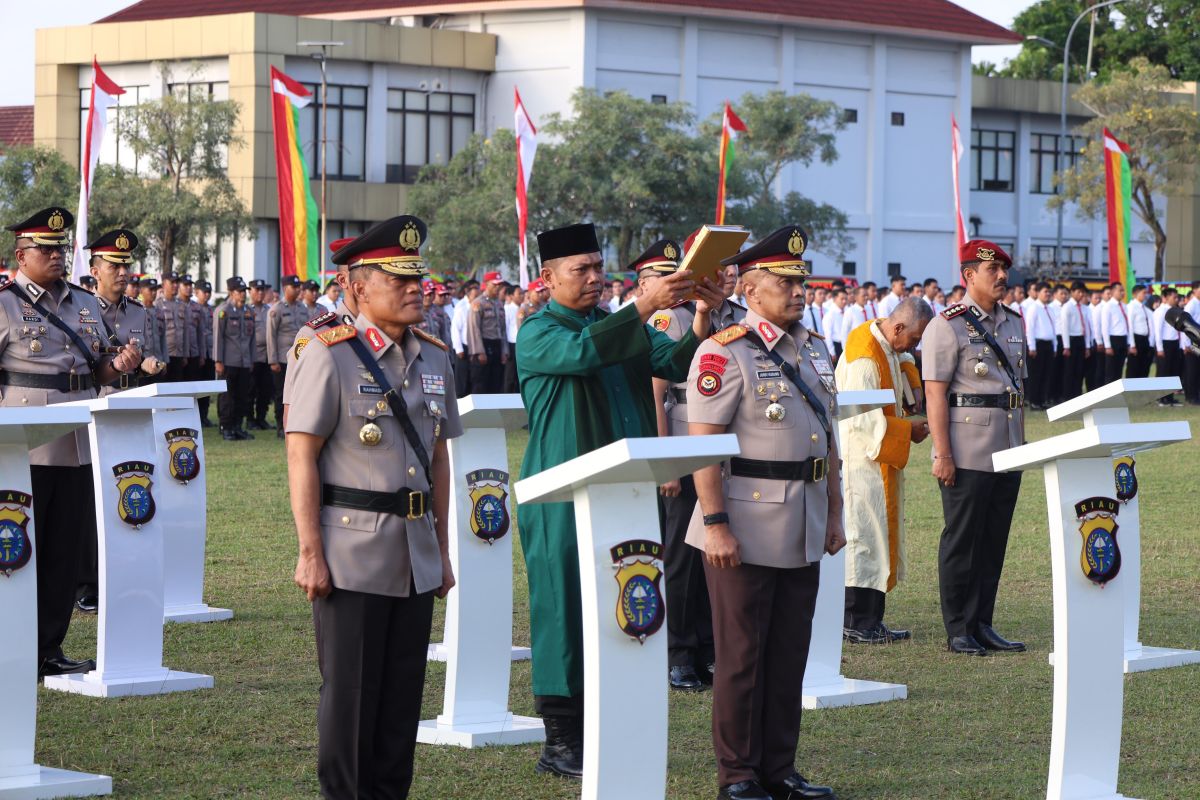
[[1105, 338, 1129, 383], [503, 341, 519, 394], [1087, 345, 1105, 392], [937, 468, 1023, 638], [196, 358, 214, 422], [33, 465, 95, 662], [1157, 339, 1182, 401], [1187, 350, 1200, 403], [218, 366, 251, 430], [250, 362, 273, 423], [1063, 335, 1087, 400], [468, 339, 505, 394], [453, 352, 471, 398], [705, 560, 819, 787], [313, 588, 434, 800], [844, 587, 886, 631], [1128, 334, 1153, 378], [166, 356, 187, 381], [661, 475, 713, 668], [272, 365, 287, 428], [1027, 340, 1055, 407]]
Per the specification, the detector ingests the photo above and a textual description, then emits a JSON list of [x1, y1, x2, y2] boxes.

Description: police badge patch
[[1113, 456, 1137, 503], [1074, 496, 1122, 585], [466, 469, 510, 544], [113, 461, 156, 528], [0, 490, 33, 577], [610, 539, 665, 643], [651, 313, 671, 332], [164, 428, 201, 484]]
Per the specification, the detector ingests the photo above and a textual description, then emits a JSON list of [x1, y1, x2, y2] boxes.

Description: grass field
[[35, 402, 1200, 799]]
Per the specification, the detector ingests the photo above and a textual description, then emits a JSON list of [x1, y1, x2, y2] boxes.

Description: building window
[[168, 81, 230, 102], [650, 94, 667, 105], [841, 261, 856, 276], [298, 84, 367, 181], [1030, 133, 1087, 194], [1031, 244, 1089, 273], [887, 262, 902, 277], [843, 108, 857, 124], [80, 85, 150, 175], [890, 112, 905, 126], [385, 90, 475, 184], [970, 129, 1015, 192]]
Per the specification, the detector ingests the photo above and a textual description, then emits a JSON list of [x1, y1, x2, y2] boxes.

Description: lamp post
[[298, 40, 343, 280]]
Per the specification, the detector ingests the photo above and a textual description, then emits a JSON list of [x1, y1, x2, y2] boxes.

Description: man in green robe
[[516, 222, 727, 778]]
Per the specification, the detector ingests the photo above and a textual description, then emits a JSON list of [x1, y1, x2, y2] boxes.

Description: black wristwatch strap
[[703, 512, 729, 526]]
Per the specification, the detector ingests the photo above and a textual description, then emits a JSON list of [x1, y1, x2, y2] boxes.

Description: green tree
[[0, 145, 79, 257], [92, 64, 253, 277], [1049, 58, 1200, 279]]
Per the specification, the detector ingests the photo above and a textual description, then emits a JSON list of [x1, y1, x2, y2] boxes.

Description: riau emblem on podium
[[114, 461, 156, 527], [467, 469, 510, 544], [0, 490, 32, 576], [1113, 456, 1137, 503], [611, 539, 665, 642], [165, 428, 201, 484], [1074, 496, 1121, 585]]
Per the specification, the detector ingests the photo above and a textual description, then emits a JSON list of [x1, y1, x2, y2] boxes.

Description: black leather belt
[[109, 373, 145, 391], [949, 392, 1022, 409], [0, 371, 94, 392], [322, 484, 428, 520], [730, 456, 826, 482]]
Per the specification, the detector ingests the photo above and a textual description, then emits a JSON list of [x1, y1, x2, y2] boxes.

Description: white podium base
[[802, 677, 908, 710], [0, 767, 112, 799], [164, 604, 234, 624], [426, 642, 531, 662], [1049, 645, 1200, 674], [43, 669, 213, 697], [416, 715, 544, 748]]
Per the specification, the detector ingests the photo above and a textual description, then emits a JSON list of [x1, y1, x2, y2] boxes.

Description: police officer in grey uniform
[[921, 239, 1027, 656], [247, 278, 273, 429], [214, 276, 256, 440], [156, 272, 192, 380], [686, 226, 842, 800], [138, 277, 166, 363], [287, 215, 459, 800], [191, 279, 216, 424], [466, 271, 509, 393], [268, 274, 309, 437], [0, 208, 142, 676], [178, 275, 201, 380]]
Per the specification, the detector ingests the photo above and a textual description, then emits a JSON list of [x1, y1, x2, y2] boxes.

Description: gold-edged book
[[679, 225, 750, 291]]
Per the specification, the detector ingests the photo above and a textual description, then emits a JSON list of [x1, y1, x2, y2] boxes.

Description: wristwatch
[[703, 512, 729, 526]]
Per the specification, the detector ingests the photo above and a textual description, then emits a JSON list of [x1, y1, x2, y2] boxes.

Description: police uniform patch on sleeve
[[942, 304, 967, 319], [317, 324, 357, 346], [697, 370, 722, 396], [294, 337, 311, 359], [306, 310, 337, 329], [651, 313, 671, 332], [699, 352, 727, 375], [710, 324, 748, 346]]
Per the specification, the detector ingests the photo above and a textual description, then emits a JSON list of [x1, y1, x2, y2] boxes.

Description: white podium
[[0, 407, 112, 799], [1046, 377, 1200, 673], [516, 435, 739, 800], [418, 394, 540, 748], [44, 395, 215, 698], [116, 380, 231, 624], [802, 389, 908, 709], [994, 404, 1190, 800]]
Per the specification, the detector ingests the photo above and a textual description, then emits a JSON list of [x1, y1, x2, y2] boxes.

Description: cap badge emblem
[[787, 231, 805, 256], [663, 243, 678, 261], [115, 233, 130, 250], [976, 246, 995, 262], [399, 222, 422, 251], [48, 211, 65, 231]]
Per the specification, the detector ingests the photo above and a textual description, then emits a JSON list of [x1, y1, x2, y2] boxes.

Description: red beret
[[960, 239, 1011, 268]]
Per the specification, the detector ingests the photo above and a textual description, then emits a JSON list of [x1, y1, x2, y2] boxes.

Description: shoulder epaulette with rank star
[[128, 297, 144, 308], [306, 310, 337, 329], [413, 327, 448, 351], [808, 328, 825, 340], [0, 282, 14, 293], [942, 304, 967, 319], [710, 323, 749, 346], [316, 324, 357, 346]]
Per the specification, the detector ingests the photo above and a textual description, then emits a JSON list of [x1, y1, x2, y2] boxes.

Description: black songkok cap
[[537, 223, 600, 263]]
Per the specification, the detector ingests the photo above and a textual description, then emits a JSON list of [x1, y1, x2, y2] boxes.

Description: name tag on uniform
[[22, 315, 39, 322], [358, 384, 383, 395], [421, 374, 446, 395], [130, 328, 143, 334], [1007, 336, 1023, 343], [756, 369, 782, 379]]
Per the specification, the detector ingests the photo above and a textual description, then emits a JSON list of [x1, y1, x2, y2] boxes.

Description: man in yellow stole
[[836, 298, 933, 644]]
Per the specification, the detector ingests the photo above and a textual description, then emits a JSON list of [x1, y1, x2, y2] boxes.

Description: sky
[[3, 0, 1034, 108]]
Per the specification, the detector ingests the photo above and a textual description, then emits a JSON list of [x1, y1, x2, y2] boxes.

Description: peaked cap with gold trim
[[332, 215, 429, 278], [720, 225, 810, 277], [7, 207, 74, 246], [85, 229, 138, 264], [627, 238, 682, 275]]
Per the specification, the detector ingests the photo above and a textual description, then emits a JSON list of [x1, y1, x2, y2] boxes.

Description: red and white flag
[[951, 115, 967, 247], [514, 87, 538, 288], [72, 60, 125, 282]]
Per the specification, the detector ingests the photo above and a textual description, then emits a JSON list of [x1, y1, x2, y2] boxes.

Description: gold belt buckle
[[1008, 392, 1020, 409], [811, 457, 827, 482], [407, 491, 425, 520], [69, 372, 83, 392], [119, 373, 131, 390]]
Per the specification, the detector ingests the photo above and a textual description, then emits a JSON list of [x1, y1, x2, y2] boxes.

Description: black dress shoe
[[535, 715, 582, 779], [718, 780, 771, 800], [700, 661, 715, 685], [277, 428, 285, 439], [234, 428, 254, 440], [763, 772, 836, 799], [669, 665, 705, 691], [976, 624, 1026, 652], [220, 429, 237, 441], [947, 635, 989, 656], [199, 417, 212, 428], [843, 625, 890, 644], [75, 596, 98, 614], [39, 655, 95, 678], [880, 622, 911, 641], [253, 418, 271, 430]]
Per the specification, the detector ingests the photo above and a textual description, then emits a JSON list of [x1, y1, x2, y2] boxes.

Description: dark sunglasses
[[18, 244, 68, 256]]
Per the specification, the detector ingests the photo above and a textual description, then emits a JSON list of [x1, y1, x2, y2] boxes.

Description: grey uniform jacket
[[97, 294, 154, 395], [285, 316, 462, 597], [186, 300, 207, 359], [0, 273, 112, 466], [250, 303, 270, 364], [267, 300, 310, 365], [156, 297, 193, 358], [920, 293, 1027, 472], [684, 309, 838, 568], [282, 302, 356, 406], [213, 301, 256, 368], [466, 297, 509, 355]]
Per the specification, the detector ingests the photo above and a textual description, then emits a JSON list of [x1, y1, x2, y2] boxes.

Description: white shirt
[[316, 295, 337, 313], [1020, 297, 1038, 319], [878, 292, 904, 317], [1099, 298, 1131, 345], [1185, 296, 1200, 320], [1025, 300, 1058, 350], [823, 305, 846, 344], [608, 296, 632, 313], [1127, 299, 1152, 337], [922, 296, 945, 316], [841, 303, 868, 340], [803, 302, 823, 333], [864, 299, 879, 320], [451, 297, 472, 354], [504, 301, 519, 343], [1152, 303, 1180, 350], [1059, 297, 1091, 348], [1090, 301, 1106, 347]]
